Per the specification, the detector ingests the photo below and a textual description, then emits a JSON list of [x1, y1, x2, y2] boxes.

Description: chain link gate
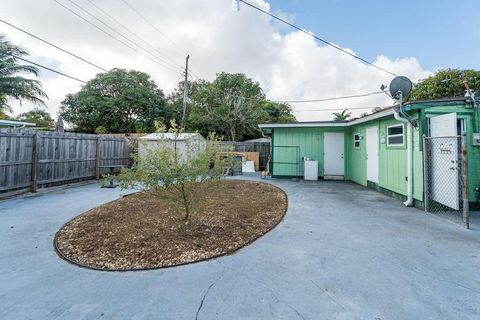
[[423, 135, 469, 228]]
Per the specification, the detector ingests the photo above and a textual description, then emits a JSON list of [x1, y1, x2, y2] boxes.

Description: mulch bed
[[55, 180, 288, 271]]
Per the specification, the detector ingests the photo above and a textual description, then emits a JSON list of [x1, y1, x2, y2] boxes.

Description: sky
[[1, 0, 479, 122]]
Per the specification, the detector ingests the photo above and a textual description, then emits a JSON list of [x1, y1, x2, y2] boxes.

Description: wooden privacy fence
[[0, 129, 135, 194], [222, 141, 270, 170]]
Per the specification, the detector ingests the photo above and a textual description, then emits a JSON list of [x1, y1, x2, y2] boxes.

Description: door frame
[[323, 131, 345, 178], [366, 125, 379, 184]]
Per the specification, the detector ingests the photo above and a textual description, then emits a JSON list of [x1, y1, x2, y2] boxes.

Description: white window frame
[[386, 124, 404, 147], [353, 133, 361, 149]]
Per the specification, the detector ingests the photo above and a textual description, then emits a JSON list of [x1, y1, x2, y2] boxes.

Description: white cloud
[[1, 0, 431, 121]]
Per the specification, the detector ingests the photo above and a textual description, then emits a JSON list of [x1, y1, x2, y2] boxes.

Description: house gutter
[[393, 94, 414, 207]]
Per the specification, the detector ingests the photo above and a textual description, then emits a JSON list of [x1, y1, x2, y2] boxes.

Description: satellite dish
[[389, 76, 412, 100]]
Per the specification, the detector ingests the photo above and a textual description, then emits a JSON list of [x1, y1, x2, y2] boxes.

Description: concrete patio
[[0, 177, 479, 319]]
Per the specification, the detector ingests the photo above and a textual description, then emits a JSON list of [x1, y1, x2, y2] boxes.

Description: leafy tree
[[186, 73, 295, 141], [0, 36, 47, 113], [165, 79, 205, 126], [261, 101, 296, 123], [59, 68, 166, 133], [332, 109, 351, 121], [16, 108, 54, 128], [117, 121, 233, 221], [409, 69, 480, 101]]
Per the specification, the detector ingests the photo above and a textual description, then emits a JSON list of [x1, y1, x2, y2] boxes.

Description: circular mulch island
[[55, 180, 287, 271]]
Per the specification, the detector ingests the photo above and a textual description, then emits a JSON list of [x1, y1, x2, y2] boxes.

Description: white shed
[[138, 133, 206, 162]]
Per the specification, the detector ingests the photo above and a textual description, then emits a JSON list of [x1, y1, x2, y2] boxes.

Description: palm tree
[[0, 35, 47, 113], [332, 109, 351, 121]]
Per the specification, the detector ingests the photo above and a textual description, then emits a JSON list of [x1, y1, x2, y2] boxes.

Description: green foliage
[[94, 126, 107, 134], [409, 69, 480, 101], [332, 109, 351, 121], [0, 36, 47, 113], [186, 73, 295, 141], [117, 122, 233, 221], [59, 68, 166, 133], [16, 108, 54, 128]]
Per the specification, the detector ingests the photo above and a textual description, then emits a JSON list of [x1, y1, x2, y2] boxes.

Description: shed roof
[[139, 133, 205, 141]]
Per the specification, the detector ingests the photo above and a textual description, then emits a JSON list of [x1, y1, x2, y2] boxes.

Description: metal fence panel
[[423, 135, 469, 228]]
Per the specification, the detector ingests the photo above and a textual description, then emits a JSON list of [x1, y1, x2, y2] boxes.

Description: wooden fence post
[[31, 133, 39, 193], [95, 137, 101, 180]]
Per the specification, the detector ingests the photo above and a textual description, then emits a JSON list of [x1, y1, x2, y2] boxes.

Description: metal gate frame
[[272, 145, 300, 178], [423, 134, 469, 228]]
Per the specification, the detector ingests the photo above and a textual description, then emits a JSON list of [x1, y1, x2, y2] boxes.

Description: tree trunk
[[230, 127, 236, 142], [180, 183, 190, 221]]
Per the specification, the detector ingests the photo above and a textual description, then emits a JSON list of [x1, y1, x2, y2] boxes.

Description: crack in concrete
[[195, 263, 225, 320], [223, 265, 307, 320]]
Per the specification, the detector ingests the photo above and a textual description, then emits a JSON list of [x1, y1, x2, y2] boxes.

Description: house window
[[387, 124, 404, 146], [354, 133, 361, 148]]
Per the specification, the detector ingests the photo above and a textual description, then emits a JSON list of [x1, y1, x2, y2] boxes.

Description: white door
[[430, 113, 459, 210], [366, 126, 379, 183], [324, 132, 344, 176]]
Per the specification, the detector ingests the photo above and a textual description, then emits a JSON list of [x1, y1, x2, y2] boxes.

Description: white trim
[[259, 122, 347, 128], [259, 108, 394, 129], [349, 108, 394, 125], [386, 124, 405, 146]]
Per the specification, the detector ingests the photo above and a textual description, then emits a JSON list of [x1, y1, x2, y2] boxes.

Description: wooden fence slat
[[0, 131, 133, 193], [31, 133, 39, 193]]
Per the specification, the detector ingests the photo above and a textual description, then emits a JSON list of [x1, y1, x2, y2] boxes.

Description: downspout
[[393, 94, 414, 207]]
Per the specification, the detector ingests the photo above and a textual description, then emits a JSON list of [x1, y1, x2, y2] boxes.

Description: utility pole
[[181, 54, 190, 129]]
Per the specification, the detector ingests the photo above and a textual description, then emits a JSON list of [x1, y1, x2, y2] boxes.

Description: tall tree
[[186, 73, 296, 141], [332, 109, 351, 121], [0, 36, 47, 113], [409, 69, 480, 101], [59, 68, 166, 133], [261, 101, 296, 123], [16, 108, 54, 128]]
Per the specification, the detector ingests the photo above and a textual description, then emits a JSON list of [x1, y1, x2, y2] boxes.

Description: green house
[[260, 97, 480, 209]]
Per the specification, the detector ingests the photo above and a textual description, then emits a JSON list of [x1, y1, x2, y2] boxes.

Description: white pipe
[[393, 106, 414, 207]]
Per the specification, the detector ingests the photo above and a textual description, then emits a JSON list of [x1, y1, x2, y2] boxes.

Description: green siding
[[345, 125, 368, 186], [272, 127, 346, 177], [269, 104, 480, 203]]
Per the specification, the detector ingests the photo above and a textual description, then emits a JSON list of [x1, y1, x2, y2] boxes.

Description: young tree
[[16, 108, 54, 128], [0, 36, 47, 113], [117, 122, 233, 222], [332, 109, 351, 121], [59, 68, 166, 133]]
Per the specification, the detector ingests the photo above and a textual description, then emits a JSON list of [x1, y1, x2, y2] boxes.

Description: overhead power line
[[238, 0, 398, 78], [1, 51, 88, 83], [54, 0, 184, 75], [83, 0, 184, 71], [281, 91, 384, 103], [0, 18, 107, 72], [1, 51, 168, 111], [119, 0, 185, 55], [294, 105, 389, 112], [63, 0, 184, 74], [118, 0, 204, 79]]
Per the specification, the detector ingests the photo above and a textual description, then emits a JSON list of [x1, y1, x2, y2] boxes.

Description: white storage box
[[304, 160, 318, 181]]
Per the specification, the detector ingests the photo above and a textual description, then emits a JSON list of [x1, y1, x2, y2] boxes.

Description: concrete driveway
[[1, 177, 479, 320]]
